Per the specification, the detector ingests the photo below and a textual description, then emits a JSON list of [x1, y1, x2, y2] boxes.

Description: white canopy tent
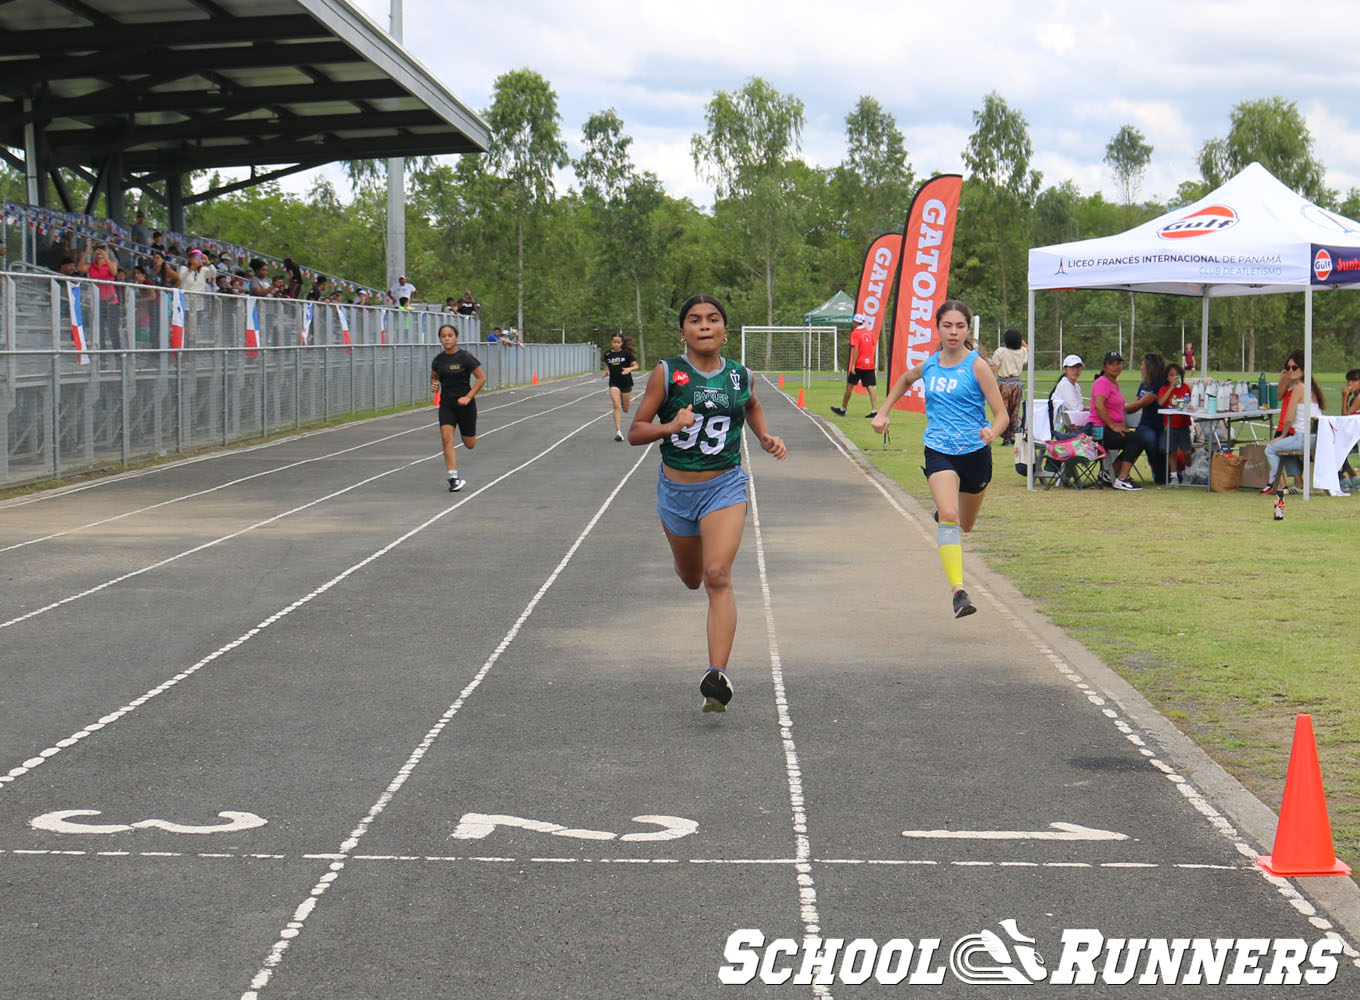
[[1025, 162, 1360, 494]]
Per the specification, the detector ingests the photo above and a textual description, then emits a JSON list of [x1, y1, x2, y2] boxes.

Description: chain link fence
[[0, 271, 598, 487]]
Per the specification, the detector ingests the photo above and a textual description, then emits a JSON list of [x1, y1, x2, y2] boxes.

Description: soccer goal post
[[739, 326, 839, 380]]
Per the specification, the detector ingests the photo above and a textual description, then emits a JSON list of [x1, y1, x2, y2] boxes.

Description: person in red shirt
[[1159, 362, 1192, 484], [830, 324, 879, 417], [1183, 342, 1196, 372]]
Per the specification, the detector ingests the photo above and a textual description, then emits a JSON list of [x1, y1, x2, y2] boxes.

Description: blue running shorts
[[656, 464, 750, 537]]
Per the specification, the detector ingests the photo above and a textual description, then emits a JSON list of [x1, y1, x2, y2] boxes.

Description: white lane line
[[0, 848, 1257, 871], [237, 444, 655, 1000], [0, 414, 614, 789], [777, 389, 1360, 967], [0, 393, 600, 632], [0, 379, 598, 551], [745, 437, 833, 1000], [0, 374, 598, 512]]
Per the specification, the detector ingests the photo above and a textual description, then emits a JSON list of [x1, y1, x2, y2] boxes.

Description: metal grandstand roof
[[0, 0, 489, 183]]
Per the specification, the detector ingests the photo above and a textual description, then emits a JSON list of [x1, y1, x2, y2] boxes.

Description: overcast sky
[[340, 0, 1360, 208]]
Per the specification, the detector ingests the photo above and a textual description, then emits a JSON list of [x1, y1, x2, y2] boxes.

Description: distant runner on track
[[430, 323, 486, 493], [602, 334, 640, 441], [628, 294, 787, 712], [872, 299, 1007, 619]]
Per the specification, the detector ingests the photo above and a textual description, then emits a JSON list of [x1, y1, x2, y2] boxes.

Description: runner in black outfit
[[429, 323, 486, 492], [602, 334, 640, 441]]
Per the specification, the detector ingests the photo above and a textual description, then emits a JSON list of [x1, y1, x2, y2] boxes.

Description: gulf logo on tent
[[1314, 248, 1334, 281], [1157, 204, 1238, 240]]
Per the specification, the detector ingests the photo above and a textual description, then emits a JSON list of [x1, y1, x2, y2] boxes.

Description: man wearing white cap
[[1049, 355, 1086, 432]]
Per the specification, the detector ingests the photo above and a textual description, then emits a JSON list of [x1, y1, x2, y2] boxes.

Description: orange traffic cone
[[795, 387, 806, 409], [778, 373, 785, 387], [532, 372, 538, 385], [433, 391, 440, 407], [1257, 714, 1352, 877]]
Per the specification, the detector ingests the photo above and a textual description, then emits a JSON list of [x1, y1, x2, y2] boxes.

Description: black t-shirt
[[604, 349, 635, 378], [456, 298, 479, 316], [432, 348, 482, 398]]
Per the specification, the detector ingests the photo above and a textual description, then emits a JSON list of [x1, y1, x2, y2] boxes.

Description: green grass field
[[777, 372, 1360, 876]]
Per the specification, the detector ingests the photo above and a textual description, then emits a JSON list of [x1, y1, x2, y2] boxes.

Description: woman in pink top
[[81, 244, 123, 352], [1088, 350, 1146, 490]]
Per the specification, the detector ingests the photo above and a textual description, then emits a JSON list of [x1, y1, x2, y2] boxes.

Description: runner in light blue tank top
[[921, 349, 989, 455], [871, 300, 1008, 620]]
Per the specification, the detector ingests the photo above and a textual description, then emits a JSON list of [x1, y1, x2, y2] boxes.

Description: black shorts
[[438, 399, 477, 437], [609, 375, 634, 393], [846, 367, 877, 387], [923, 445, 992, 494]]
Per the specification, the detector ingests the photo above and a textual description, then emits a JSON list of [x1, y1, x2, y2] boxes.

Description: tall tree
[[1198, 97, 1328, 203], [485, 68, 569, 332], [962, 91, 1041, 328], [1104, 125, 1153, 222], [838, 96, 914, 239], [691, 77, 805, 325], [575, 109, 667, 363]]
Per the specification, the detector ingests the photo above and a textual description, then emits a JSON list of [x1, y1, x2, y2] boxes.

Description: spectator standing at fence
[[831, 324, 879, 418], [306, 275, 329, 301], [79, 243, 124, 353], [628, 294, 787, 713], [280, 257, 302, 298], [456, 290, 479, 317], [178, 249, 217, 344], [150, 231, 166, 255], [390, 275, 416, 303], [487, 326, 502, 343], [130, 210, 152, 249], [989, 328, 1027, 446], [871, 298, 1007, 620], [429, 323, 486, 493]]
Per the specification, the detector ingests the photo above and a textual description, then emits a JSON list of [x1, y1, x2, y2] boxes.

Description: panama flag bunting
[[244, 299, 261, 359], [300, 301, 313, 345], [67, 283, 89, 365], [379, 309, 387, 346], [335, 304, 352, 353], [170, 290, 186, 354]]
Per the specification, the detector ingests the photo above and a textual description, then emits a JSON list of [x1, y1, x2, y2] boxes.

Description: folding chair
[[1031, 400, 1104, 489]]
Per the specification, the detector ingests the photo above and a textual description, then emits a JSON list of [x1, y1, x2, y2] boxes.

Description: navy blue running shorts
[[923, 445, 992, 494]]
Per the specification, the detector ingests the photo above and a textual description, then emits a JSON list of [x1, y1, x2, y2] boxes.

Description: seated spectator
[[146, 250, 181, 288], [456, 290, 479, 316], [1339, 369, 1360, 490], [1262, 349, 1325, 495], [1048, 354, 1085, 433], [1160, 363, 1192, 484], [989, 328, 1027, 446], [1089, 351, 1145, 490], [1130, 353, 1168, 485], [248, 259, 274, 297]]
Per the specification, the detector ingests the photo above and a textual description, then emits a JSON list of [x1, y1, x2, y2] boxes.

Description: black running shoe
[[700, 668, 734, 712], [952, 589, 977, 618], [865, 410, 878, 418], [448, 475, 465, 493], [830, 406, 847, 416]]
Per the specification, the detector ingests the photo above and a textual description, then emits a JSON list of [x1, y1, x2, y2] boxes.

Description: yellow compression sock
[[937, 521, 963, 588]]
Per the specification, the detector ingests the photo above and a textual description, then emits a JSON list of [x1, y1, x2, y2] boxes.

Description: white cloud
[[305, 0, 1360, 209]]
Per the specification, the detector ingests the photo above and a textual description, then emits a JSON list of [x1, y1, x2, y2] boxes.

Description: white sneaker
[[1113, 477, 1142, 491], [614, 430, 624, 442]]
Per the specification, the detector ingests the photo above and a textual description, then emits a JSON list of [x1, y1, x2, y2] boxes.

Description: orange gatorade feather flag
[[887, 174, 962, 413], [851, 231, 902, 361]]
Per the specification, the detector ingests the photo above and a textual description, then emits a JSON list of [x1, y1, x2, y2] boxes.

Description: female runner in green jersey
[[629, 294, 787, 712]]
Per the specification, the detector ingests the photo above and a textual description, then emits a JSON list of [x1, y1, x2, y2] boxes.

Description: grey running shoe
[[700, 668, 734, 712], [952, 589, 977, 618]]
